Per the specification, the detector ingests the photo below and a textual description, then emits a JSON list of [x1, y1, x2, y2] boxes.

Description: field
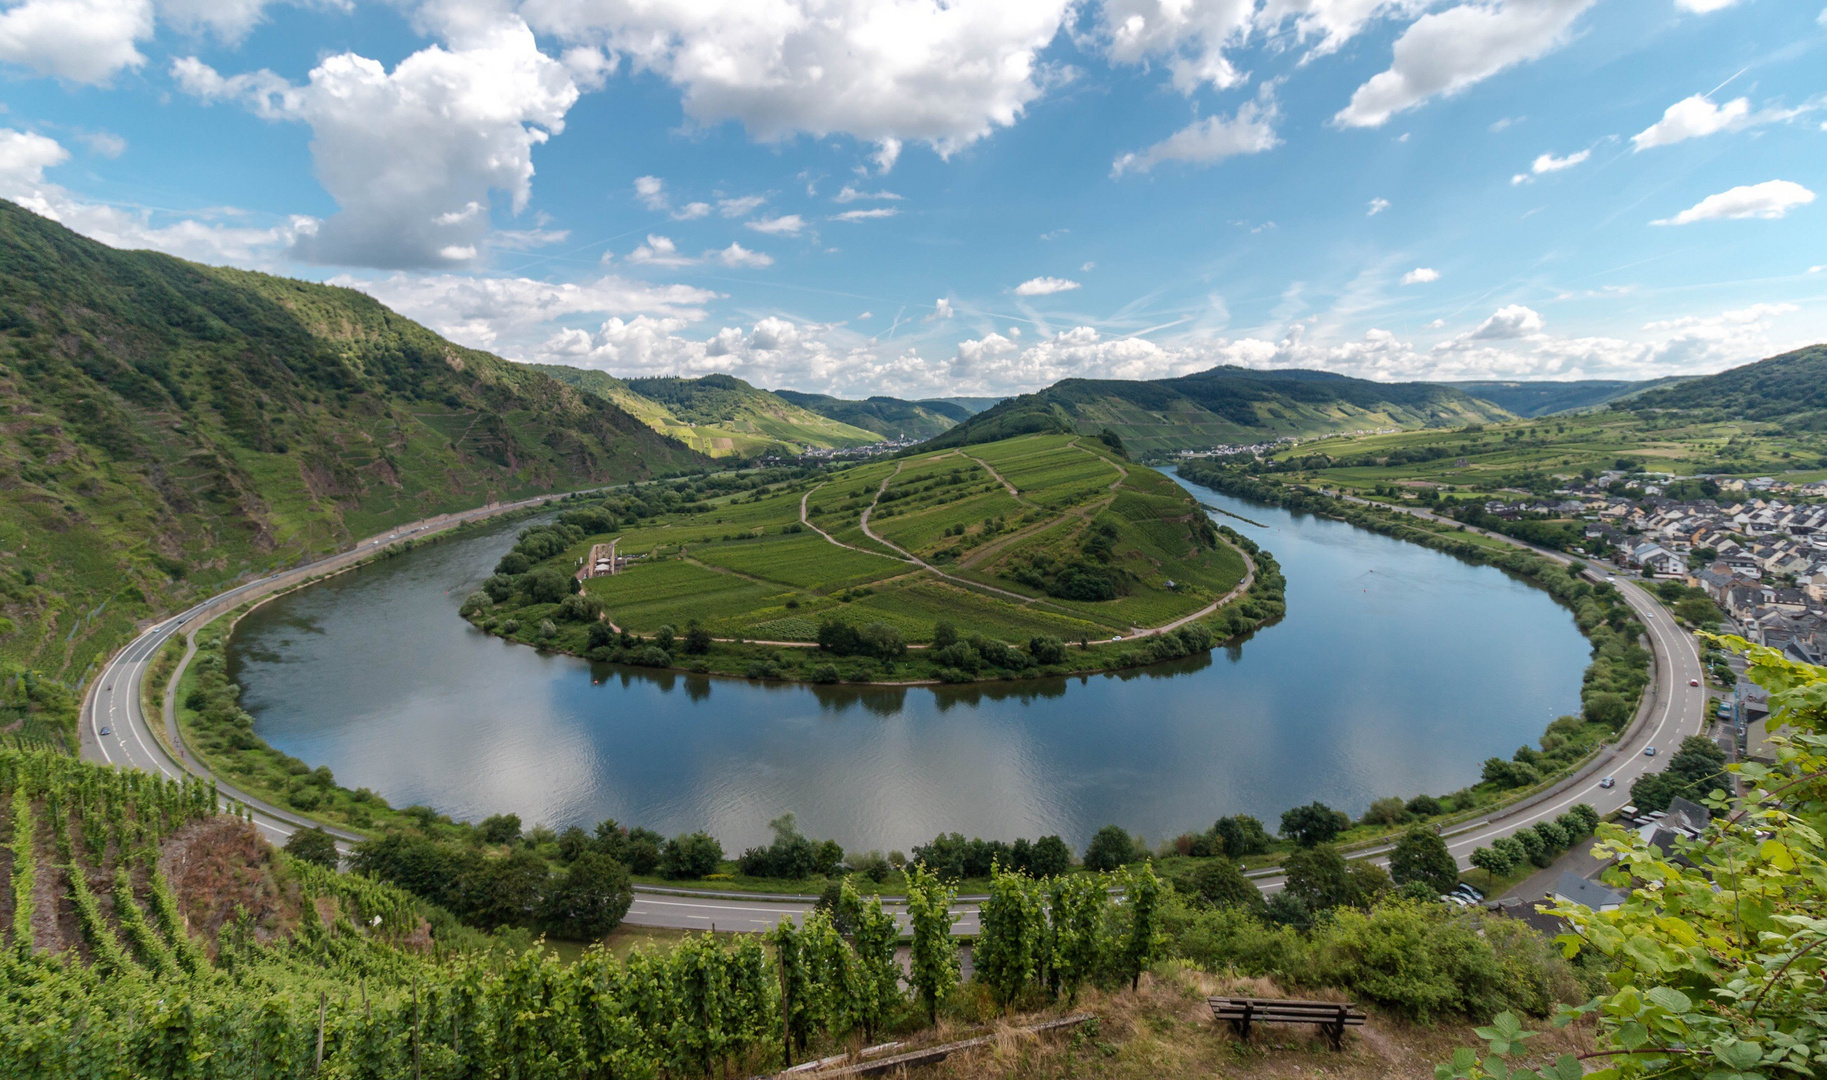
[[574, 435, 1246, 646], [467, 434, 1279, 683]]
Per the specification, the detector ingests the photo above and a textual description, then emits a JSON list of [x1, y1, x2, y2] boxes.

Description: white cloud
[[1627, 94, 1806, 150], [0, 126, 314, 266], [1653, 180, 1815, 225], [932, 298, 954, 320], [1013, 276, 1081, 296], [673, 202, 711, 220], [524, 0, 1074, 157], [1400, 267, 1438, 284], [628, 234, 692, 266], [1335, 0, 1595, 128], [713, 242, 773, 268], [343, 272, 715, 354], [157, 0, 278, 43], [1674, 0, 1744, 11], [1096, 0, 1255, 92], [77, 130, 127, 157], [0, 0, 152, 84], [1257, 0, 1429, 59], [634, 175, 669, 211], [717, 194, 766, 218], [1531, 148, 1588, 173], [746, 214, 804, 235], [176, 15, 579, 269], [831, 208, 899, 222], [1112, 95, 1279, 176], [1367, 197, 1390, 215], [1465, 304, 1545, 340], [833, 185, 902, 203]]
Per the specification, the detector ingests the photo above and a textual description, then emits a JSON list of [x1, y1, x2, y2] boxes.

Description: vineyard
[[0, 749, 1176, 1078]]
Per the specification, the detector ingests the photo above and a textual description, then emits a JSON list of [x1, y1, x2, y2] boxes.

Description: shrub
[[1082, 825, 1138, 871], [1190, 858, 1263, 910], [479, 813, 523, 844], [284, 827, 339, 870], [810, 663, 840, 684], [660, 831, 724, 879], [1362, 796, 1411, 826], [1213, 815, 1272, 856], [1281, 802, 1350, 847], [1405, 794, 1444, 818]]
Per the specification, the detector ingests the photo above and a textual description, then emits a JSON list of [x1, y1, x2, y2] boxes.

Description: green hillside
[[1446, 379, 1676, 417], [0, 200, 705, 682], [532, 366, 883, 457], [1626, 343, 1827, 423], [771, 389, 968, 440], [921, 367, 1514, 455]]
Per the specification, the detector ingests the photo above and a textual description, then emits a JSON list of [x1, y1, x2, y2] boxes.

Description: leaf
[[1759, 840, 1796, 871], [1617, 1021, 1650, 1051], [1549, 1054, 1584, 1080], [1716, 1039, 1764, 1070], [1644, 986, 1691, 1014]]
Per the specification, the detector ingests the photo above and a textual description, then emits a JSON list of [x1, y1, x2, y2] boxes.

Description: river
[[227, 473, 1591, 853]]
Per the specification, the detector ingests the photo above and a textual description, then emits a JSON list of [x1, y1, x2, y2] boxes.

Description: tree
[[1213, 814, 1272, 856], [1361, 796, 1410, 826], [660, 831, 723, 879], [1283, 845, 1387, 912], [542, 851, 632, 940], [283, 827, 338, 870], [1388, 826, 1459, 894], [1629, 735, 1729, 812], [1441, 636, 1827, 1080], [931, 621, 959, 649], [478, 813, 522, 845], [525, 567, 568, 604], [682, 623, 713, 655], [1481, 757, 1540, 789], [1280, 801, 1349, 847], [1027, 635, 1067, 665], [455, 848, 549, 928], [1405, 794, 1444, 818], [1468, 844, 1515, 885], [1029, 835, 1072, 877], [905, 863, 959, 1025], [1190, 858, 1262, 910], [1082, 825, 1136, 871]]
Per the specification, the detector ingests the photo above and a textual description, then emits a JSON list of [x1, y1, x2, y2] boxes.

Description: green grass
[[690, 532, 909, 592], [585, 558, 796, 631]]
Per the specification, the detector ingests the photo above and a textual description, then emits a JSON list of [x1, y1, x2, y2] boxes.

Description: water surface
[[229, 474, 1590, 852]]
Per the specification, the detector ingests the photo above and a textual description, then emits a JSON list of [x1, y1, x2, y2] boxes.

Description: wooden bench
[[1208, 997, 1366, 1051]]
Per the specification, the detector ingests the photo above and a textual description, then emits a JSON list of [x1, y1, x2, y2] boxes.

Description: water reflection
[[229, 475, 1590, 852]]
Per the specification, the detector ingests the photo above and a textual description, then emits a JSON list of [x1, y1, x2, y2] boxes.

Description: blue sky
[[0, 0, 1822, 397]]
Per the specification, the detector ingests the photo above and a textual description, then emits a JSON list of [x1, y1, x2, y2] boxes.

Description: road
[[80, 479, 1703, 929]]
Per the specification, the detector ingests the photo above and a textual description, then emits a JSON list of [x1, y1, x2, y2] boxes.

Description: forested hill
[[1625, 343, 1827, 422], [0, 200, 705, 683], [919, 366, 1514, 455], [1444, 379, 1676, 418], [770, 389, 969, 440]]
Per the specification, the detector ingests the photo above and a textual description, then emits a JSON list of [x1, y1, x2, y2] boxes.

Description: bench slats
[[1206, 997, 1366, 1051]]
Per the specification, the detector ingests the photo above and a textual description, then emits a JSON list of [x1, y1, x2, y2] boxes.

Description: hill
[[920, 367, 1514, 455], [469, 432, 1281, 682], [1446, 379, 1676, 417], [530, 366, 884, 457], [771, 390, 969, 440], [1625, 343, 1827, 423], [0, 200, 705, 683]]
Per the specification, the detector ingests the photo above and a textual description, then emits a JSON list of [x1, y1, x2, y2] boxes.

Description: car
[[1644, 746, 1657, 757], [1599, 776, 1616, 789], [1689, 678, 1700, 687], [1439, 894, 1469, 907], [1454, 883, 1484, 901], [98, 727, 111, 736]]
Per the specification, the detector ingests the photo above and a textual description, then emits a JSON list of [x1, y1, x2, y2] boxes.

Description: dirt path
[[959, 450, 1026, 501], [800, 482, 914, 563], [859, 463, 1045, 607]]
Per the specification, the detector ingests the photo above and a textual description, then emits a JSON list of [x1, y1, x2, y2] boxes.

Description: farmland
[[468, 434, 1280, 683]]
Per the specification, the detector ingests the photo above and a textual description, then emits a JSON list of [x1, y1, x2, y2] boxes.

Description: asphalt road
[[80, 483, 1703, 929]]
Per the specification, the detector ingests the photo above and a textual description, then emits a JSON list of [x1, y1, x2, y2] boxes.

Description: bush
[[1362, 796, 1411, 826], [1030, 835, 1073, 876], [459, 592, 493, 618], [660, 831, 724, 879], [1405, 794, 1444, 818], [810, 663, 840, 684], [682, 624, 713, 655], [542, 851, 633, 940], [479, 813, 523, 845], [1213, 815, 1272, 857], [1026, 635, 1067, 665], [558, 593, 601, 622], [284, 827, 339, 870], [1190, 858, 1263, 910], [1388, 826, 1459, 894]]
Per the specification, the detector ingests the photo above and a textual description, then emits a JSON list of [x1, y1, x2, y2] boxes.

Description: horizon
[[1, 0, 1822, 397]]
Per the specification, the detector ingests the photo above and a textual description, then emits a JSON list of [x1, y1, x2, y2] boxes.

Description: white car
[[1644, 746, 1657, 757], [1599, 776, 1615, 788]]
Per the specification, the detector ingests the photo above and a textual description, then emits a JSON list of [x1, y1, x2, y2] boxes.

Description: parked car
[[1454, 883, 1484, 902], [1599, 776, 1616, 789], [1439, 894, 1469, 907], [1644, 746, 1658, 757]]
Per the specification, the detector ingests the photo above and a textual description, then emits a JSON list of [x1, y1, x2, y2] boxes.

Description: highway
[[79, 481, 1704, 930]]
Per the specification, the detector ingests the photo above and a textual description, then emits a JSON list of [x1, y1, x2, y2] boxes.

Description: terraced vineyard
[[469, 434, 1284, 683]]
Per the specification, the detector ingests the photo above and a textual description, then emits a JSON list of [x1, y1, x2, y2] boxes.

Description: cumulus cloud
[[1512, 147, 1589, 183], [1627, 94, 1813, 150], [0, 0, 152, 84], [1465, 304, 1545, 340], [627, 235, 694, 266], [344, 271, 715, 353], [931, 298, 954, 320], [1674, 0, 1744, 10], [1335, 0, 1595, 128], [1400, 267, 1438, 284], [717, 194, 766, 217], [1367, 197, 1390, 215], [1014, 276, 1081, 296], [1653, 180, 1815, 225], [1096, 0, 1255, 92], [178, 16, 579, 269], [523, 0, 1073, 158], [158, 0, 279, 43], [746, 214, 804, 235], [1112, 95, 1279, 175], [713, 241, 773, 268], [831, 208, 899, 222], [634, 175, 669, 211], [1257, 0, 1429, 59]]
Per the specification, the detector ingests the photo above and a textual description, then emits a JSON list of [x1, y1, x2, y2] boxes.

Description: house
[[1551, 870, 1625, 912], [1629, 542, 1682, 576]]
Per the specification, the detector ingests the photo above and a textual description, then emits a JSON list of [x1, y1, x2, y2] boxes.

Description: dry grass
[[895, 967, 1597, 1080], [159, 817, 301, 953]]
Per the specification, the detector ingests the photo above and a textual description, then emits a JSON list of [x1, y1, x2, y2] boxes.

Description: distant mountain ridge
[[919, 366, 1515, 454], [770, 390, 970, 440], [0, 199, 704, 679], [1446, 379, 1683, 418]]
